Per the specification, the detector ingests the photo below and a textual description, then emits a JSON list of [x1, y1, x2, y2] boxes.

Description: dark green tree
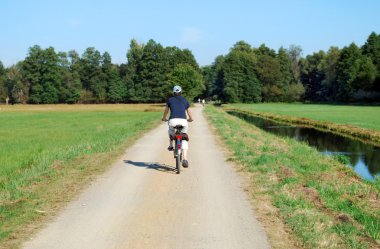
[[351, 56, 377, 100], [209, 55, 226, 101], [107, 65, 127, 103], [222, 42, 261, 103], [201, 65, 214, 98], [321, 47, 340, 101], [125, 39, 144, 102], [22, 45, 61, 103], [255, 45, 283, 101], [278, 47, 298, 101], [56, 51, 81, 103], [362, 32, 380, 90], [80, 47, 105, 103], [167, 63, 204, 101], [255, 44, 277, 57], [336, 43, 377, 101], [300, 51, 327, 101], [139, 39, 168, 102]]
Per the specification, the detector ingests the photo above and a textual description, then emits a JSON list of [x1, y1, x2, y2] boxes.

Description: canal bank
[[225, 108, 380, 147], [227, 110, 380, 181], [205, 105, 380, 249]]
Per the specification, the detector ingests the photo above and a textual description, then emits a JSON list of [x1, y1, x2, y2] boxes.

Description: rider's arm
[[162, 106, 169, 121], [186, 108, 193, 122]]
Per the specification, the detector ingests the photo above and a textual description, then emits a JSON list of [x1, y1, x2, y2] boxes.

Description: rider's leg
[[168, 126, 174, 150], [181, 140, 188, 160], [180, 122, 189, 162], [182, 149, 188, 160]]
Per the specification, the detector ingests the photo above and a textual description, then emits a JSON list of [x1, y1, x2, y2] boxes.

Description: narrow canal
[[228, 111, 380, 181]]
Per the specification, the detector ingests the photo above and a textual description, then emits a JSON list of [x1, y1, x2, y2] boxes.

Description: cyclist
[[162, 85, 193, 168]]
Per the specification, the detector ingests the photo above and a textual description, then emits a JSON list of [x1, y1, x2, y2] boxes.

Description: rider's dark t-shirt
[[167, 96, 190, 119]]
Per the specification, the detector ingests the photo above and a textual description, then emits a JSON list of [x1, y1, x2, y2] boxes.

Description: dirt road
[[23, 105, 270, 249]]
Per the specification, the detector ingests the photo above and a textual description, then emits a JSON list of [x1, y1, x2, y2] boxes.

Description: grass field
[[0, 104, 162, 247], [205, 105, 380, 249], [231, 103, 380, 132]]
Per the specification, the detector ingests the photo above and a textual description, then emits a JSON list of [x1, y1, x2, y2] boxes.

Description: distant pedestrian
[[202, 99, 205, 106], [198, 98, 201, 104]]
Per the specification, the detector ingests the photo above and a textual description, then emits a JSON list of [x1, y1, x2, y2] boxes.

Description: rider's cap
[[173, 85, 182, 93]]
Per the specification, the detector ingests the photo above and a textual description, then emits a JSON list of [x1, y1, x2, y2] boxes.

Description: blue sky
[[1, 0, 379, 67]]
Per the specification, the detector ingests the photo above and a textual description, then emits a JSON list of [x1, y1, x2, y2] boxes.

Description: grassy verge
[[227, 104, 380, 146], [0, 104, 162, 248], [205, 105, 380, 249], [231, 103, 380, 132]]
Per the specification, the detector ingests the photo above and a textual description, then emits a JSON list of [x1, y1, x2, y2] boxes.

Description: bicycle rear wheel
[[175, 141, 181, 174], [176, 153, 181, 174]]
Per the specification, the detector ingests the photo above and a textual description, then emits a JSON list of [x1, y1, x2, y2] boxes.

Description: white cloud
[[180, 27, 202, 43]]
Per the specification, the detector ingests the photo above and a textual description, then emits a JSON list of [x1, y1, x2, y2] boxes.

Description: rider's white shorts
[[168, 118, 188, 134], [168, 118, 189, 150]]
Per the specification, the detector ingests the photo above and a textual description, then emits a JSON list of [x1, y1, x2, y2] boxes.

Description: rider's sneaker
[[167, 146, 174, 151], [182, 160, 189, 168]]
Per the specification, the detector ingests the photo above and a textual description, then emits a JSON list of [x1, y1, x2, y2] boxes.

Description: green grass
[[0, 104, 162, 247], [205, 105, 380, 249], [231, 103, 380, 132]]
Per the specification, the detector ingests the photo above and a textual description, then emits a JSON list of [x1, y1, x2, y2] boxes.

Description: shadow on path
[[124, 160, 177, 174]]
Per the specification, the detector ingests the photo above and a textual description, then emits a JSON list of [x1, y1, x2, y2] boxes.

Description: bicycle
[[172, 125, 184, 174], [162, 119, 191, 174]]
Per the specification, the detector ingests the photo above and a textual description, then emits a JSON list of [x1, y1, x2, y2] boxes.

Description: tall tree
[[278, 47, 297, 101], [22, 45, 61, 103], [300, 51, 327, 101], [362, 32, 380, 90], [107, 65, 127, 103], [209, 55, 226, 101], [139, 39, 169, 102], [256, 54, 283, 101], [336, 43, 376, 101], [21, 45, 43, 103], [255, 45, 283, 101], [201, 65, 213, 98], [125, 39, 144, 102], [286, 45, 303, 84], [222, 42, 261, 103], [60, 50, 82, 103], [321, 47, 340, 101], [80, 47, 104, 103]]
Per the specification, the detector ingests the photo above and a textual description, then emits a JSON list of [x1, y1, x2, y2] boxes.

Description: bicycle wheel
[[175, 141, 180, 174], [176, 152, 181, 174]]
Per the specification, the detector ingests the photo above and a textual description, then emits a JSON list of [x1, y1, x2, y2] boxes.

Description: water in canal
[[228, 111, 380, 181]]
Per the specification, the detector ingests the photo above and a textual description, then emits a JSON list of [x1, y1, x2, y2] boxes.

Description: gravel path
[[23, 105, 270, 249]]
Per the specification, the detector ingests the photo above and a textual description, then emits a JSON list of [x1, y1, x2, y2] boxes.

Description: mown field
[[0, 104, 162, 248], [205, 105, 380, 249], [231, 103, 380, 132]]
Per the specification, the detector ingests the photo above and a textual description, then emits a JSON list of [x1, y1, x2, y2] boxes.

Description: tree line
[[204, 32, 380, 103], [0, 32, 379, 104], [0, 39, 204, 104]]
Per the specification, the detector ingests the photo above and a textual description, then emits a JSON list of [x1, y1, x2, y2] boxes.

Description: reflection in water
[[229, 111, 380, 181]]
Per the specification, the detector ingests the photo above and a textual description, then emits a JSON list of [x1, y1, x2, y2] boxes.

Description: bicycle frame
[[173, 125, 183, 174]]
